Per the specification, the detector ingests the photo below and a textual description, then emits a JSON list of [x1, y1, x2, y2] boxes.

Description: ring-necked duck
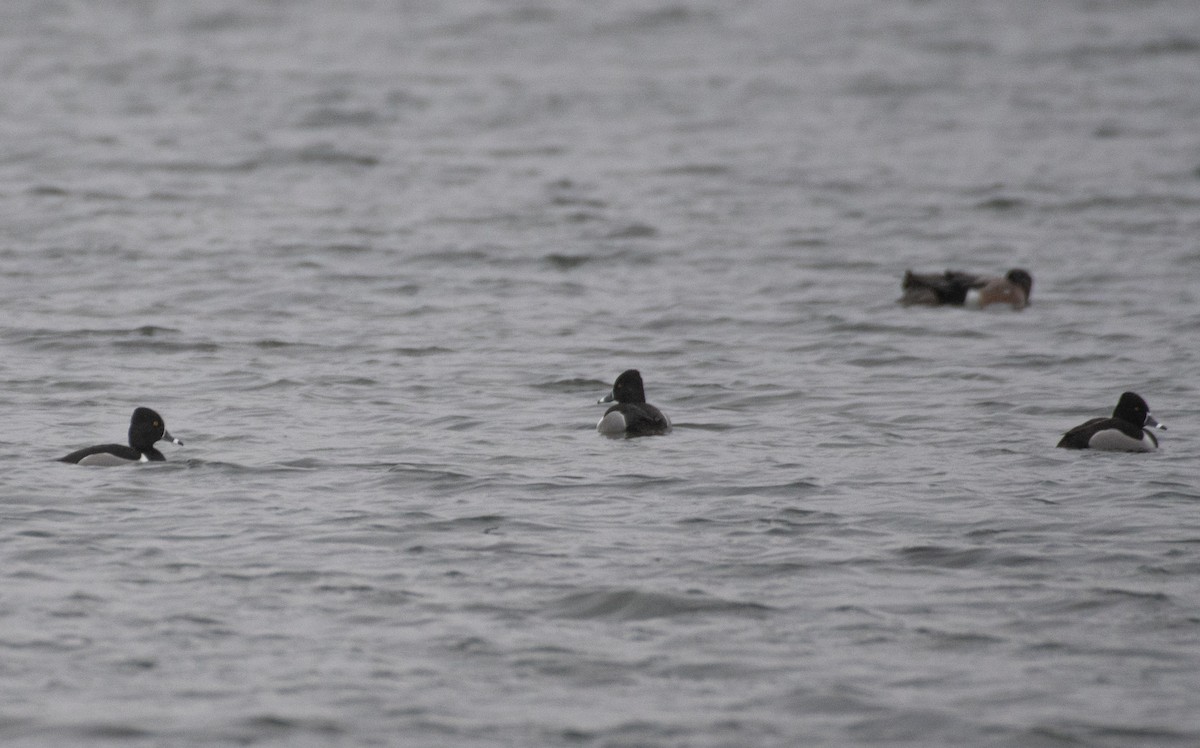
[[596, 369, 671, 437], [59, 407, 184, 465], [1057, 392, 1164, 452], [900, 268, 1032, 309]]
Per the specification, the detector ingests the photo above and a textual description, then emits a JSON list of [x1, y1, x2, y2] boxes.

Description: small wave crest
[[548, 587, 770, 621]]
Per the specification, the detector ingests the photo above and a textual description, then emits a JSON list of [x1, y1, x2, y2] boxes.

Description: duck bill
[[598, 390, 615, 405], [163, 429, 185, 445], [1144, 414, 1166, 431]]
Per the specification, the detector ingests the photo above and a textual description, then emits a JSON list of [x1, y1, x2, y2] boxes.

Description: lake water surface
[[2, 1, 1200, 745]]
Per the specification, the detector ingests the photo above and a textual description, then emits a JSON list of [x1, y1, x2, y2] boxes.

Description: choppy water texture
[[2, 1, 1200, 745]]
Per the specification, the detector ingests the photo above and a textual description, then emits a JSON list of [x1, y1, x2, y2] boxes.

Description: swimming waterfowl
[[900, 268, 1032, 309], [596, 369, 671, 437], [976, 269, 1033, 309], [59, 407, 184, 465], [1057, 392, 1164, 452]]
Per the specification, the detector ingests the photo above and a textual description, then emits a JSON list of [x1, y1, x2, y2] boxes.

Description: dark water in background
[[2, 1, 1200, 745]]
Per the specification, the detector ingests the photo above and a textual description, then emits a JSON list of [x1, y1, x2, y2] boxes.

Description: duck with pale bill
[[60, 407, 184, 465], [595, 370, 671, 437], [1057, 392, 1164, 452]]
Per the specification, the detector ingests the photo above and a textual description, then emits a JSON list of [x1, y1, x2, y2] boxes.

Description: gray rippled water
[[2, 1, 1200, 746]]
